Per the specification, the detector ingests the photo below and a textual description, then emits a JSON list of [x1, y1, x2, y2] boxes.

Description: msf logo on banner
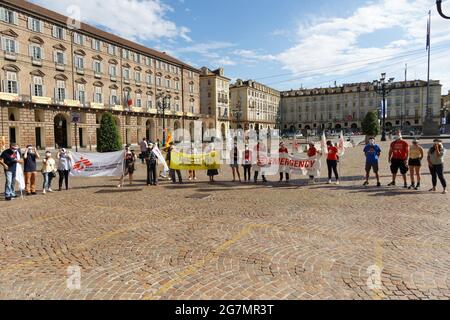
[[67, 266, 81, 290], [73, 158, 93, 172]]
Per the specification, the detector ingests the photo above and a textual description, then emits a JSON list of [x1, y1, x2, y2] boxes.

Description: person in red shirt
[[307, 142, 321, 184], [279, 142, 290, 182], [326, 141, 340, 184], [254, 142, 268, 183], [388, 134, 410, 188]]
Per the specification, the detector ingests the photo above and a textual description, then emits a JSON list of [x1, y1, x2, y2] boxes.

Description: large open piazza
[[0, 139, 449, 300]]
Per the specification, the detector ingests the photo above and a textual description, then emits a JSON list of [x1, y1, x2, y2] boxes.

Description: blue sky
[[33, 0, 450, 93]]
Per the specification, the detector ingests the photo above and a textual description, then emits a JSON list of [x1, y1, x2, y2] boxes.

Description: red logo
[[73, 157, 93, 171]]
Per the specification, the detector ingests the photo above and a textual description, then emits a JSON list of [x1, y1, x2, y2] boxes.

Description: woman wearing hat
[[408, 139, 424, 190], [427, 139, 447, 194]]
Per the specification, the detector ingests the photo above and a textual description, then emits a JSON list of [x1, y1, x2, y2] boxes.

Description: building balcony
[[146, 83, 153, 89], [76, 67, 85, 75], [0, 92, 20, 102], [94, 72, 102, 79], [124, 79, 130, 85], [55, 63, 65, 71], [110, 75, 117, 82], [4, 51, 17, 61], [135, 81, 141, 87], [31, 57, 43, 67], [90, 102, 105, 109]]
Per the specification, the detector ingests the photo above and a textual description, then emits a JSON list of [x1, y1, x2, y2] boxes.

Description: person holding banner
[[23, 145, 40, 196], [254, 141, 268, 183], [326, 141, 339, 185], [242, 145, 252, 182], [1, 143, 22, 201], [166, 142, 183, 184], [118, 145, 136, 188], [307, 142, 321, 184], [145, 143, 158, 186], [279, 142, 290, 183], [230, 142, 241, 183]]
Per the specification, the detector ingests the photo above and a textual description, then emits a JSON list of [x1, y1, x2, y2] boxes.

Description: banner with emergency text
[[169, 150, 221, 171], [255, 153, 321, 176], [70, 151, 125, 177]]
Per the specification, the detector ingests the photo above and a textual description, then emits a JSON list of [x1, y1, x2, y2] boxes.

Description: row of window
[[2, 71, 197, 111], [0, 6, 195, 78]]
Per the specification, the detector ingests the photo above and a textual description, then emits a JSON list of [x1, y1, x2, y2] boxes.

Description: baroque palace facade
[[229, 79, 280, 131], [281, 80, 442, 133], [0, 0, 201, 150]]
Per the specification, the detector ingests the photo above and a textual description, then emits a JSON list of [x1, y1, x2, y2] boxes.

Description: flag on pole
[[338, 131, 346, 156], [165, 129, 173, 148], [426, 10, 431, 50], [321, 131, 328, 155]]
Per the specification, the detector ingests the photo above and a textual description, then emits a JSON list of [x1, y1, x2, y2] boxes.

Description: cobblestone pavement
[[0, 139, 449, 300]]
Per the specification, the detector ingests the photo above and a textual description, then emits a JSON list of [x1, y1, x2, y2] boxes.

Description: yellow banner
[[170, 150, 221, 170]]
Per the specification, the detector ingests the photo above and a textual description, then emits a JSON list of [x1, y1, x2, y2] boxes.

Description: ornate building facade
[[281, 80, 442, 133], [0, 0, 201, 150]]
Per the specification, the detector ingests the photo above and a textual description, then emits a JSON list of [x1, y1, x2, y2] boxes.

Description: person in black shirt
[[23, 145, 40, 196], [166, 142, 182, 183], [146, 143, 158, 186], [0, 143, 22, 201]]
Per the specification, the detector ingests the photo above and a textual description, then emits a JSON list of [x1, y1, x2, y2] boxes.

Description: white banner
[[70, 151, 124, 177], [152, 145, 169, 174]]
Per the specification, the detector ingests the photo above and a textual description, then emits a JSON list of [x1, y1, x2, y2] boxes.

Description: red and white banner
[[70, 151, 125, 177], [254, 153, 321, 176]]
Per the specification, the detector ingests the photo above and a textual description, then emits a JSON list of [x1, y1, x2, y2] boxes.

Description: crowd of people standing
[[1, 134, 448, 201]]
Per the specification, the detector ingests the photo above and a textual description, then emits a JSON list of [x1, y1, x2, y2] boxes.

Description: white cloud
[[275, 0, 450, 92], [30, 0, 191, 43]]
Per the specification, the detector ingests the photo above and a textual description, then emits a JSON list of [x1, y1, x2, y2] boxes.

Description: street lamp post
[[157, 94, 171, 146], [437, 0, 450, 19], [232, 100, 242, 130], [373, 73, 395, 142]]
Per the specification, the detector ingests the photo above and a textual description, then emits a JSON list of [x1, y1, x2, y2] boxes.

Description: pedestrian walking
[[41, 151, 56, 194], [23, 145, 40, 196], [363, 138, 382, 187], [326, 141, 339, 185], [146, 143, 158, 186], [387, 134, 410, 188], [57, 148, 73, 191], [0, 143, 22, 201], [279, 142, 290, 183], [230, 142, 241, 183], [427, 139, 447, 194], [408, 139, 424, 190], [118, 145, 136, 188], [242, 145, 252, 182]]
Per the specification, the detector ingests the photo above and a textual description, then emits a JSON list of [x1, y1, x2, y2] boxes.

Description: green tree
[[97, 112, 122, 152], [361, 111, 380, 140]]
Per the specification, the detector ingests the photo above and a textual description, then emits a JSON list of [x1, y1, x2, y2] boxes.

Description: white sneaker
[[48, 189, 54, 193], [327, 180, 332, 184], [336, 180, 340, 185], [43, 190, 46, 195], [443, 189, 448, 194]]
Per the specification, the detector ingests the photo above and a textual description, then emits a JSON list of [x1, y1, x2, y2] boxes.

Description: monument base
[[422, 119, 440, 136]]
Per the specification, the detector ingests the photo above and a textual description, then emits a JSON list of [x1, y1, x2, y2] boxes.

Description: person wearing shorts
[[388, 134, 409, 188], [407, 139, 424, 190], [230, 142, 241, 183], [363, 138, 381, 187]]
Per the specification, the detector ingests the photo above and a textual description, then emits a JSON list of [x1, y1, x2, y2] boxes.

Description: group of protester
[[1, 134, 447, 201], [0, 144, 74, 201], [363, 135, 447, 194]]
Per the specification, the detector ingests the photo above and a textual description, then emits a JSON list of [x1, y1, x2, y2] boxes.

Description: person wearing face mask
[[427, 139, 447, 194], [23, 145, 40, 196], [363, 138, 382, 187], [118, 145, 136, 188], [242, 145, 252, 182], [41, 151, 56, 194], [388, 133, 410, 188], [57, 148, 73, 191], [408, 139, 424, 190], [145, 143, 158, 186], [0, 143, 22, 201], [230, 142, 241, 183]]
